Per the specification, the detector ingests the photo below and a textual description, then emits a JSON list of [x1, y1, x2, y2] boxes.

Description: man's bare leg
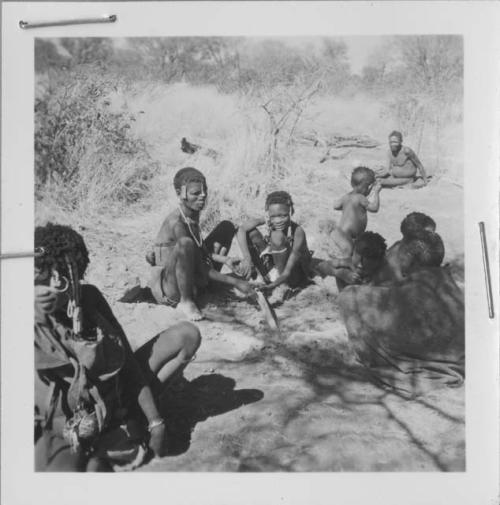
[[162, 237, 203, 321]]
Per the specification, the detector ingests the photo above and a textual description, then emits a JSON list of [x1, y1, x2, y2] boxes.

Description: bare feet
[[178, 300, 204, 321]]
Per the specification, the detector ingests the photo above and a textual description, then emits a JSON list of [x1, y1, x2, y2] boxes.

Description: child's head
[[35, 223, 89, 287], [174, 167, 207, 211], [352, 231, 387, 279], [265, 191, 294, 231], [400, 212, 436, 240], [351, 166, 375, 195]]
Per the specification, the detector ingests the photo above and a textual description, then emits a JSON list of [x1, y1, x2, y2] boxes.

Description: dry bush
[[35, 68, 160, 216]]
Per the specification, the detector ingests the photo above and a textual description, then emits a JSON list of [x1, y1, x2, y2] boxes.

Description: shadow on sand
[[157, 373, 263, 456]]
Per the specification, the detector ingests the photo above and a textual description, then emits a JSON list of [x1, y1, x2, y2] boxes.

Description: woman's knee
[[173, 321, 201, 358]]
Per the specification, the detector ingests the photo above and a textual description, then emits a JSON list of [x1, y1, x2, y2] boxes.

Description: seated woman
[[337, 228, 464, 396], [373, 212, 444, 283], [236, 191, 312, 302], [376, 131, 428, 188], [34, 223, 201, 472]]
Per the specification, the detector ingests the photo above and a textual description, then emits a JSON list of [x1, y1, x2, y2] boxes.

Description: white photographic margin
[[2, 2, 499, 504]]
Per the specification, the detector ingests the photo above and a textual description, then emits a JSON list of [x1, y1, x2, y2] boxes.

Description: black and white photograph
[[33, 34, 466, 473]]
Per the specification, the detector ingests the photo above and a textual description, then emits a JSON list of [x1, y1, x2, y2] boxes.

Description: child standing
[[330, 166, 382, 259]]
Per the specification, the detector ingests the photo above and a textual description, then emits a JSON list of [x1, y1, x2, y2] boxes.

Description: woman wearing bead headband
[[34, 223, 201, 471]]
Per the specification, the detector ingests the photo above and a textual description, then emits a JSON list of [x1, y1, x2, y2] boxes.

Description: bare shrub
[[35, 68, 159, 213]]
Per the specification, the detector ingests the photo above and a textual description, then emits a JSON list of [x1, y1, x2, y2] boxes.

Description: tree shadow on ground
[[158, 373, 264, 456]]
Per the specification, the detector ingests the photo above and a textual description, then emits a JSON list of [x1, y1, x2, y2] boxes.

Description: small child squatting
[[237, 191, 312, 302], [147, 167, 254, 321]]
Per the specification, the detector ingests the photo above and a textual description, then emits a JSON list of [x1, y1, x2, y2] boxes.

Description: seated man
[[34, 223, 201, 471], [146, 167, 254, 320], [377, 131, 428, 188]]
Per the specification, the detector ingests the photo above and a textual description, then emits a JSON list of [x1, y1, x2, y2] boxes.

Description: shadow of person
[[157, 374, 264, 456]]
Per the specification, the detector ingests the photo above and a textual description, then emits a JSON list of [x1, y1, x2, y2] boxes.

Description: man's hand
[[35, 285, 59, 314], [149, 422, 167, 458]]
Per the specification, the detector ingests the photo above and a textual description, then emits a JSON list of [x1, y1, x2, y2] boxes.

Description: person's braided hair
[[265, 191, 294, 214], [400, 212, 436, 240], [354, 231, 387, 261], [34, 223, 89, 281]]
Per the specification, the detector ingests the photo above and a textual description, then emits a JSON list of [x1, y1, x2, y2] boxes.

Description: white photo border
[[2, 2, 499, 504]]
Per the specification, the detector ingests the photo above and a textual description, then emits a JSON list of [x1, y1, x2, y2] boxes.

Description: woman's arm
[[236, 217, 265, 278]]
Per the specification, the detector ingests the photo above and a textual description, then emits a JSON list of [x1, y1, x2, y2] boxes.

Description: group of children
[[34, 129, 443, 471]]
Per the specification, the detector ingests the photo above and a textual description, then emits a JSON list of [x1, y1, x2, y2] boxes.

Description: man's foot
[[178, 300, 204, 321]]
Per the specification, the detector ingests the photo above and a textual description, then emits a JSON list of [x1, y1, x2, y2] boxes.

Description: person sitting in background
[[373, 212, 444, 283], [35, 223, 201, 472], [236, 191, 312, 302], [376, 131, 428, 188], [146, 167, 255, 321]]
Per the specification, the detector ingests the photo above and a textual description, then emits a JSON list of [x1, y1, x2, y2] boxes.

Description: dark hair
[[351, 166, 375, 187], [173, 167, 206, 191], [407, 231, 445, 268], [265, 191, 294, 214], [400, 212, 436, 240], [34, 223, 89, 280], [354, 231, 387, 261], [389, 130, 403, 142]]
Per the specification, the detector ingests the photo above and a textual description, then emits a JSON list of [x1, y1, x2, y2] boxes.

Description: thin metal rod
[[19, 14, 116, 30], [479, 222, 495, 319], [0, 252, 35, 260]]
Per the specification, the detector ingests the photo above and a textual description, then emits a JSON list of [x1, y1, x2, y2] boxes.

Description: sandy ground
[[78, 150, 465, 472]]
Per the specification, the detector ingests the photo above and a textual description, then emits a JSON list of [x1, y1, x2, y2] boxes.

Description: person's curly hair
[[351, 166, 375, 188], [34, 223, 89, 280], [265, 191, 294, 214], [400, 212, 436, 240], [406, 231, 445, 268], [173, 167, 206, 192], [354, 231, 387, 261]]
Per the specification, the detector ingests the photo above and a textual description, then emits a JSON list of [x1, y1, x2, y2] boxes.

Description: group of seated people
[[33, 130, 462, 471]]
